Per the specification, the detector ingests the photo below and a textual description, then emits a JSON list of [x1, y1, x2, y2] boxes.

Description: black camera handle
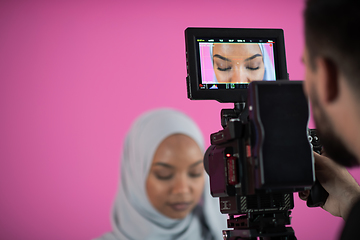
[[306, 130, 329, 207], [307, 179, 329, 207]]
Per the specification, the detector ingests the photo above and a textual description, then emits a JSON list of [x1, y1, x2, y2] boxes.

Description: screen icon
[[210, 84, 218, 89]]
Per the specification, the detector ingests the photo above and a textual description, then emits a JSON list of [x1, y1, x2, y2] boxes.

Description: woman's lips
[[168, 202, 192, 211]]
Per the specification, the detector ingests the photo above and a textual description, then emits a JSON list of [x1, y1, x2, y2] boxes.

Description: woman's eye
[[246, 66, 260, 70], [215, 61, 232, 71], [189, 172, 203, 178], [155, 174, 173, 180], [246, 61, 261, 71], [217, 66, 232, 71]]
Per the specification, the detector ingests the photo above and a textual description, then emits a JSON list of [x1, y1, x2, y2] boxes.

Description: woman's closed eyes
[[153, 169, 203, 181], [214, 53, 263, 72]]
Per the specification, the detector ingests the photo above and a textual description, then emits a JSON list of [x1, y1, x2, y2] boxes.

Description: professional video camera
[[185, 28, 327, 240]]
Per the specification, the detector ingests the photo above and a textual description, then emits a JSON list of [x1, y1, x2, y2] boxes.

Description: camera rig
[[203, 82, 315, 240], [184, 28, 328, 239]]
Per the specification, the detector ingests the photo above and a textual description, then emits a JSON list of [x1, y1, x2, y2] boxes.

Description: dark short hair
[[304, 0, 360, 92]]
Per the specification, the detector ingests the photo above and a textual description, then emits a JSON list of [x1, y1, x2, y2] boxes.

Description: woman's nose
[[232, 66, 248, 83], [172, 176, 190, 194]]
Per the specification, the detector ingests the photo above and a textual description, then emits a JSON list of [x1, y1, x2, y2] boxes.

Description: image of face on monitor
[[199, 40, 276, 86]]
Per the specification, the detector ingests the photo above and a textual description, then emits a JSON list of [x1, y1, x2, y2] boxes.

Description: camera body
[[185, 28, 317, 239], [204, 81, 315, 218]]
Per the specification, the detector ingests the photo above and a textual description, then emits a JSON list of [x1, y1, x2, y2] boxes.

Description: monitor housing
[[185, 28, 288, 103]]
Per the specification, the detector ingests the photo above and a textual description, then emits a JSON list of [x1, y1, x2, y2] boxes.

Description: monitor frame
[[185, 27, 289, 103]]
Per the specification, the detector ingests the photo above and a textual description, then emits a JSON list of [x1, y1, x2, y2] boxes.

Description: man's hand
[[299, 152, 360, 220]]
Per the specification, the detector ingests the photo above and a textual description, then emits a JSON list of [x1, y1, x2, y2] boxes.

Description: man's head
[[303, 0, 360, 167]]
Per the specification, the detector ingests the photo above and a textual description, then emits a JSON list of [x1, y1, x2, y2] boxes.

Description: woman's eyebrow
[[190, 160, 203, 168], [213, 54, 231, 62], [154, 162, 174, 169], [244, 53, 262, 61]]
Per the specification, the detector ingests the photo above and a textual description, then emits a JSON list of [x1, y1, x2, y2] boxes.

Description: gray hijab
[[95, 108, 227, 240]]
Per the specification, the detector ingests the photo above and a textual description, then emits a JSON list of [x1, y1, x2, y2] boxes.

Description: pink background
[[1, 0, 359, 239], [200, 43, 275, 83]]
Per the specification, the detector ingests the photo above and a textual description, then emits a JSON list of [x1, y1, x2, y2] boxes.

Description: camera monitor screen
[[185, 28, 288, 103]]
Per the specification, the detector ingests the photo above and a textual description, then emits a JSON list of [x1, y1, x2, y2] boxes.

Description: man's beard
[[310, 86, 358, 167]]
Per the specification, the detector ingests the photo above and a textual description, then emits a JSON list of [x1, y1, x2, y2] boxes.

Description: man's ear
[[316, 57, 339, 104]]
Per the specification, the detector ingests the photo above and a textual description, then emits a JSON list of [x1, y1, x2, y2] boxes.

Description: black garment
[[340, 199, 360, 239]]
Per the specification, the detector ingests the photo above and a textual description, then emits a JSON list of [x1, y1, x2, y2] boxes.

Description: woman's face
[[212, 43, 265, 83], [146, 134, 204, 219]]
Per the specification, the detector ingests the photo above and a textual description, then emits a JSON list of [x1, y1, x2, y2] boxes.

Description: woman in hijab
[[96, 108, 227, 240]]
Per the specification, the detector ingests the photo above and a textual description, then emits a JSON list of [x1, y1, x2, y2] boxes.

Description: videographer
[[300, 0, 360, 238]]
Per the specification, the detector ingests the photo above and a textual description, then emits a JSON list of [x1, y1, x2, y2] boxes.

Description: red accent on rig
[[227, 156, 238, 185]]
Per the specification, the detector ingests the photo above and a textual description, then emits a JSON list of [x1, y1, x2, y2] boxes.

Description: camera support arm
[[221, 103, 247, 129]]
